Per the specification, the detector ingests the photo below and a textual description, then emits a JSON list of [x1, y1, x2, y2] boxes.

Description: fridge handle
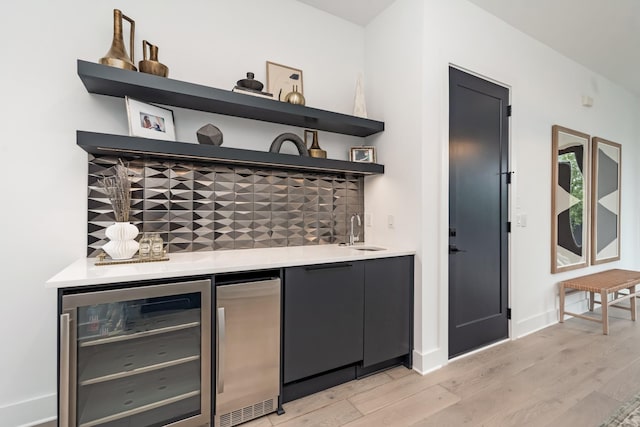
[[59, 313, 71, 427], [217, 307, 225, 393]]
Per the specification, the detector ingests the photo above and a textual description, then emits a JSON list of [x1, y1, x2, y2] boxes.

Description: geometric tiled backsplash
[[87, 155, 365, 256]]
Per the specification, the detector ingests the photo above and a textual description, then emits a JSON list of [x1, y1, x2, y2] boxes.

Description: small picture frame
[[266, 61, 304, 102], [350, 146, 376, 163], [125, 96, 176, 141]]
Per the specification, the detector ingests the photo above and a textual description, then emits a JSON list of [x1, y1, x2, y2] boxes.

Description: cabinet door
[[284, 263, 364, 383], [363, 256, 413, 367]]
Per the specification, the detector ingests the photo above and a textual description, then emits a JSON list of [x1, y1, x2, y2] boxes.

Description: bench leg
[[589, 291, 595, 311], [601, 290, 609, 335], [631, 286, 637, 321], [559, 284, 565, 323]]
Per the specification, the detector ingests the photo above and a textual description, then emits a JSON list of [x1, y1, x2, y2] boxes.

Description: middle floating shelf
[[77, 131, 385, 176]]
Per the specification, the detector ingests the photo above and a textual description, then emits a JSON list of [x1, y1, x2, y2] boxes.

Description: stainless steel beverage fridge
[[59, 279, 211, 427]]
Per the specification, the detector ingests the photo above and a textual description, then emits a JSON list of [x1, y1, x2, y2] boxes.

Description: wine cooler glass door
[[61, 279, 211, 427]]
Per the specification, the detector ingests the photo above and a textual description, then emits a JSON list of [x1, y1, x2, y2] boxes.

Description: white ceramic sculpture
[[353, 73, 368, 118]]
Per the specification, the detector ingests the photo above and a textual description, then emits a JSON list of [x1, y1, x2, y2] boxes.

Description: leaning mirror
[[551, 125, 590, 273]]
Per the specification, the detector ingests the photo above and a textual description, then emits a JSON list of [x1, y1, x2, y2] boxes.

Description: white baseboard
[[412, 347, 445, 375], [0, 393, 56, 427], [514, 297, 588, 339]]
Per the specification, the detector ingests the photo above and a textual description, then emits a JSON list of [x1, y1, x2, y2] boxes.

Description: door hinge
[[507, 222, 512, 233], [507, 308, 512, 319], [500, 171, 514, 184], [506, 105, 512, 117]]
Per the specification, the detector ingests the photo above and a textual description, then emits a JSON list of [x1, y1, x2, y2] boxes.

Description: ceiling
[[296, 0, 397, 27], [297, 0, 640, 96]]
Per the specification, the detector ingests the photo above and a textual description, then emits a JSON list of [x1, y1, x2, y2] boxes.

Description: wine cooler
[[59, 279, 211, 427]]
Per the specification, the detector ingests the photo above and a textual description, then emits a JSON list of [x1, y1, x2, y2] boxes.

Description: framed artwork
[[266, 61, 303, 101], [591, 137, 621, 264], [551, 125, 590, 273], [350, 146, 376, 163], [126, 97, 176, 141]]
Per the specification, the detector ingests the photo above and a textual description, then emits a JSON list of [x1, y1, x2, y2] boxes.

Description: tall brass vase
[[305, 130, 326, 158], [100, 9, 137, 71]]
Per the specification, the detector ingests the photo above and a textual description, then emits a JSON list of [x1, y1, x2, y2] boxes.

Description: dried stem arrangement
[[99, 159, 132, 222]]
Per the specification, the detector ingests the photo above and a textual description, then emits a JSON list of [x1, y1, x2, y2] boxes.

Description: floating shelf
[[78, 131, 385, 176], [77, 60, 384, 137]]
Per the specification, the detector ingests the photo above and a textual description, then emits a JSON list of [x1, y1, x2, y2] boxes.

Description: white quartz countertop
[[46, 244, 415, 288]]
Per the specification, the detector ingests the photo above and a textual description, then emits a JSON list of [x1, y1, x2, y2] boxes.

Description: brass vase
[[139, 40, 169, 77], [305, 130, 326, 158], [284, 85, 305, 105], [100, 9, 137, 71]]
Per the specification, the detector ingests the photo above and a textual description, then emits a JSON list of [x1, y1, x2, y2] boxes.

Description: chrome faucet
[[349, 213, 361, 245]]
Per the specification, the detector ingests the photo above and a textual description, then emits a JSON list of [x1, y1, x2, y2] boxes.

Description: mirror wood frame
[[551, 125, 590, 274]]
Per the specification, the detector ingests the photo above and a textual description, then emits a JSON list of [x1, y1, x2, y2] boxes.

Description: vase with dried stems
[[99, 159, 139, 259]]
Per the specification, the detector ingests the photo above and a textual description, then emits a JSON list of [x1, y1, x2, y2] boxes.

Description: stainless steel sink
[[351, 246, 386, 251]]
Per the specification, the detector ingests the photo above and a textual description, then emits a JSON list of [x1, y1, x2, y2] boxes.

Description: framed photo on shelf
[[126, 97, 176, 141], [266, 61, 303, 101], [350, 146, 376, 163]]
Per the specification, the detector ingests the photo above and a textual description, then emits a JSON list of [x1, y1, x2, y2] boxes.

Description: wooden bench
[[559, 269, 640, 335]]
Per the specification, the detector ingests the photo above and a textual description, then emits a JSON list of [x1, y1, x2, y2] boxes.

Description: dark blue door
[[449, 67, 510, 358]]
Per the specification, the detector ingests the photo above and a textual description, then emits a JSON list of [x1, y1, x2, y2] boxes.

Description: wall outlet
[[365, 213, 372, 227]]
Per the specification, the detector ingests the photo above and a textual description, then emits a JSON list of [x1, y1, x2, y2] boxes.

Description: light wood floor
[[37, 308, 640, 427], [255, 308, 640, 427]]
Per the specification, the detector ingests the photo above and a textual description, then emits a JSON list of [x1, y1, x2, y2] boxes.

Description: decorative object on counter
[[269, 132, 309, 156], [138, 233, 152, 259], [138, 40, 168, 77], [350, 146, 376, 163], [196, 123, 223, 146], [99, 159, 140, 260], [353, 73, 368, 118], [284, 85, 305, 105], [126, 96, 176, 141], [305, 130, 326, 158], [266, 61, 303, 102], [150, 233, 165, 259], [237, 72, 264, 91], [100, 9, 137, 71], [95, 250, 169, 266]]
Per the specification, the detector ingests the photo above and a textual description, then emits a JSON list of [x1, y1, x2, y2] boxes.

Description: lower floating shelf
[[77, 131, 385, 176]]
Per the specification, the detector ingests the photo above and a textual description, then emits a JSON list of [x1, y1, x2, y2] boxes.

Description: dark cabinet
[[283, 262, 364, 383], [363, 256, 414, 367]]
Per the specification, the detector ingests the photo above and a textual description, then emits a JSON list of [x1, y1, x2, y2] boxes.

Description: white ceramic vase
[[103, 222, 140, 260]]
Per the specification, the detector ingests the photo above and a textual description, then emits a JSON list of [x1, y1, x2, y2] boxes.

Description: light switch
[[387, 215, 394, 229], [365, 213, 372, 227], [517, 213, 527, 227]]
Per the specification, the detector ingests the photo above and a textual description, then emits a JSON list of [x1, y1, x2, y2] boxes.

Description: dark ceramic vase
[[237, 72, 264, 91]]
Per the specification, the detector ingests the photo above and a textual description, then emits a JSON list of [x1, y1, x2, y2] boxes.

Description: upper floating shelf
[[77, 60, 385, 137]]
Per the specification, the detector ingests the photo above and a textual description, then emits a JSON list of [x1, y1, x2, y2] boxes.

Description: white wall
[[4, 0, 640, 424], [0, 1, 368, 425], [366, 0, 640, 374]]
